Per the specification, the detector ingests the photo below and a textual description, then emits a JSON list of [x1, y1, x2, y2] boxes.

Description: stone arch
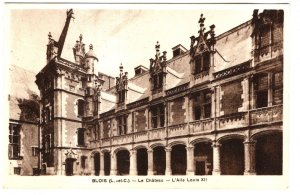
[[113, 146, 130, 155], [114, 147, 130, 175], [217, 134, 245, 143], [133, 144, 148, 150], [150, 142, 165, 149], [251, 129, 282, 141], [218, 134, 245, 175], [252, 130, 282, 175], [100, 149, 111, 154], [168, 140, 187, 148], [190, 137, 213, 145]]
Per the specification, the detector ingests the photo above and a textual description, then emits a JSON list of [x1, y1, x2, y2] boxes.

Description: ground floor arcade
[[67, 131, 282, 176]]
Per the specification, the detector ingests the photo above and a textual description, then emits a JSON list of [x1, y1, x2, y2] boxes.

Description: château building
[[8, 65, 40, 175], [33, 9, 283, 176]]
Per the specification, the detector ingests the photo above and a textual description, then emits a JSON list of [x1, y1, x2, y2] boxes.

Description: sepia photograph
[[3, 2, 289, 189]]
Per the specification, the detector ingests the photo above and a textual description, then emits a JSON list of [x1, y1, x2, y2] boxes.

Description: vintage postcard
[[3, 2, 289, 189]]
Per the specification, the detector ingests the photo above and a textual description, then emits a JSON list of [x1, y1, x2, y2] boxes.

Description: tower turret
[[84, 44, 99, 74]]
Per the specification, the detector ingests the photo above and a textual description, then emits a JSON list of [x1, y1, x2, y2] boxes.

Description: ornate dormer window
[[149, 41, 167, 94], [116, 64, 128, 104], [251, 10, 283, 61], [190, 14, 216, 77]]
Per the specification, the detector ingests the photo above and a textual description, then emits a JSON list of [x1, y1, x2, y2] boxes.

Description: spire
[[73, 34, 86, 65], [57, 9, 74, 58], [198, 14, 206, 35]]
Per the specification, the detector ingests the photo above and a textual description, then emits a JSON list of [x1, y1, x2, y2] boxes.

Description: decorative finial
[[155, 41, 160, 52], [120, 63, 123, 73], [48, 32, 52, 40], [89, 44, 93, 50], [198, 14, 206, 34]]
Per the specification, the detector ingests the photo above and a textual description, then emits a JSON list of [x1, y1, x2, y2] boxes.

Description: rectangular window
[[194, 52, 210, 74], [8, 124, 20, 159], [32, 147, 38, 156], [44, 134, 51, 153], [81, 156, 87, 169], [255, 74, 269, 108], [77, 128, 85, 146], [77, 99, 85, 117], [14, 167, 21, 175], [203, 90, 212, 118], [117, 116, 127, 135], [193, 90, 212, 120], [152, 73, 163, 90], [118, 90, 126, 103], [81, 77, 87, 88], [151, 104, 165, 128]]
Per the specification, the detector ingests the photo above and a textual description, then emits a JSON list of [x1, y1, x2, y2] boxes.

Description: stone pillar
[[147, 149, 154, 175], [100, 152, 105, 176], [165, 147, 172, 175], [90, 155, 94, 176], [212, 142, 221, 175], [110, 152, 117, 175], [244, 141, 256, 175], [130, 149, 137, 175], [186, 146, 195, 175]]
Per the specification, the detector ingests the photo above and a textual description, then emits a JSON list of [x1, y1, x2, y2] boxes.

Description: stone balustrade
[[217, 112, 248, 130], [168, 123, 188, 137], [250, 104, 283, 125], [101, 105, 282, 146], [191, 118, 213, 133]]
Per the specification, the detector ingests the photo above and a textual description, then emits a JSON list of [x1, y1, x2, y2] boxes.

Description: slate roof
[[9, 65, 39, 120]]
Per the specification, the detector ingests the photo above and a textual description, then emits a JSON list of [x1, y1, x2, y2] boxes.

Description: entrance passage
[[117, 150, 130, 175], [137, 148, 148, 175], [171, 144, 187, 175], [220, 138, 244, 175], [65, 158, 76, 176], [255, 133, 282, 175], [94, 153, 100, 176], [194, 142, 213, 175], [104, 152, 110, 176], [153, 146, 166, 175]]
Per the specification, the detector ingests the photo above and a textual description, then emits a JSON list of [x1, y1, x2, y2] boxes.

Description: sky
[[7, 5, 256, 78]]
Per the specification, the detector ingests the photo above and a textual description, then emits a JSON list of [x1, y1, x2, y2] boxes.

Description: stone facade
[[33, 9, 283, 176]]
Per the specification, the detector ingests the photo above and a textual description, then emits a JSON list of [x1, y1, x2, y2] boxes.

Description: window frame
[[117, 115, 128, 135], [151, 104, 165, 128], [192, 90, 212, 120], [77, 99, 85, 117], [77, 128, 86, 147], [194, 51, 210, 75]]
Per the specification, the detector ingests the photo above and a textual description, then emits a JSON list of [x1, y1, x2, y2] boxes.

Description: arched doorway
[[94, 153, 100, 176], [153, 146, 166, 175], [137, 148, 148, 175], [104, 152, 110, 176], [171, 144, 187, 175], [255, 132, 282, 175], [220, 138, 244, 175], [194, 142, 213, 175], [65, 158, 76, 176], [116, 150, 130, 175]]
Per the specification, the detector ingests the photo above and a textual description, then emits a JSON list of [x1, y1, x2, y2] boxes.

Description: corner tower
[[35, 9, 103, 176]]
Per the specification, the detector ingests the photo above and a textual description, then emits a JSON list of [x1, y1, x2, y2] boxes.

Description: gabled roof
[[9, 65, 39, 99]]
